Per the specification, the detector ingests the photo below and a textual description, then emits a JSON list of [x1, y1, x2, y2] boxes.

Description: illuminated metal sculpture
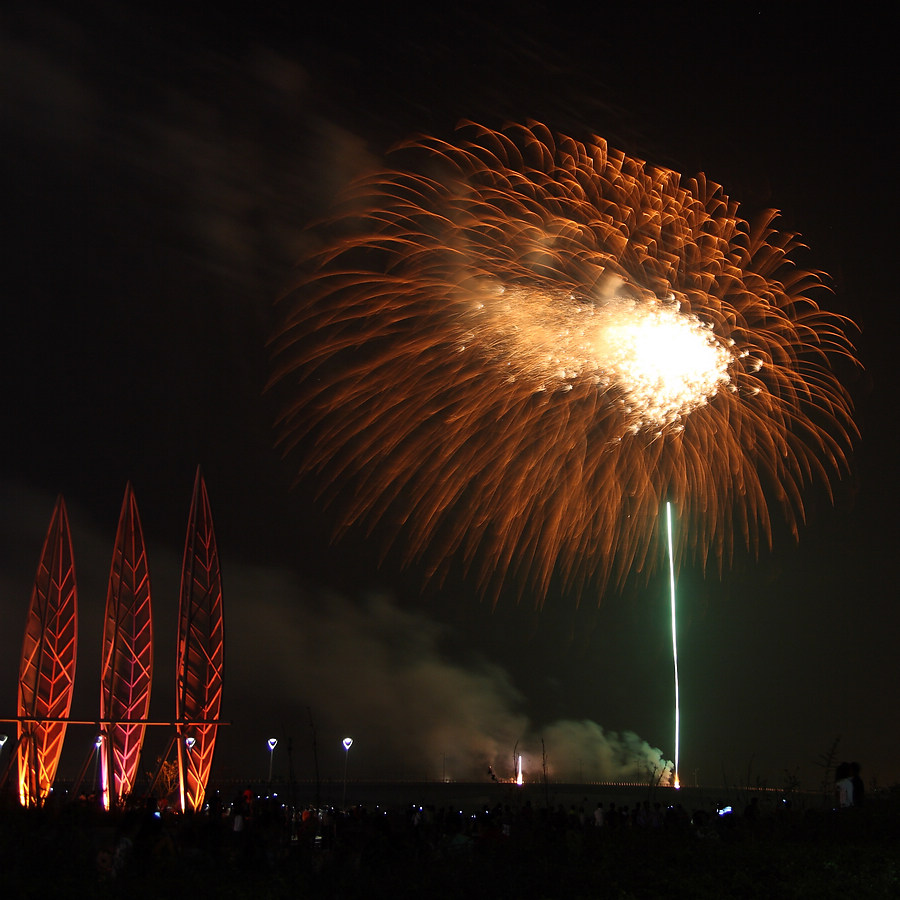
[[17, 496, 78, 807], [175, 468, 224, 813], [99, 483, 153, 809]]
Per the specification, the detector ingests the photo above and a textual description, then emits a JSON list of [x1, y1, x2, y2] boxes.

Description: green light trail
[[666, 501, 680, 789]]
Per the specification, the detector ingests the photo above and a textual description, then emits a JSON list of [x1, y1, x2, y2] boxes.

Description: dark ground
[[2, 789, 899, 899]]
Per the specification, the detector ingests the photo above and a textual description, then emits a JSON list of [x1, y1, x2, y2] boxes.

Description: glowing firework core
[[474, 284, 733, 430], [603, 300, 733, 429]]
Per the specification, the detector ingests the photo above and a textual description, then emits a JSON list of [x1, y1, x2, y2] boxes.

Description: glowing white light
[[469, 285, 733, 430], [341, 738, 353, 810], [185, 736, 196, 750], [268, 738, 278, 751], [516, 755, 523, 786]]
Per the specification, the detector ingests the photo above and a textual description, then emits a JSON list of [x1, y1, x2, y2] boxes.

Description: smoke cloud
[[208, 558, 675, 784]]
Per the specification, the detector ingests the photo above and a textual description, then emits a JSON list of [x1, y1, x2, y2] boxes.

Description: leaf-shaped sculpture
[[17, 496, 78, 807], [99, 483, 153, 808], [175, 468, 224, 812]]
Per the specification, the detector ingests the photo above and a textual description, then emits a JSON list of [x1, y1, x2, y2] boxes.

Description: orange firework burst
[[270, 121, 858, 604]]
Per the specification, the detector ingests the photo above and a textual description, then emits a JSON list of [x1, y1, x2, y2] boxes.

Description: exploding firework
[[270, 121, 858, 603]]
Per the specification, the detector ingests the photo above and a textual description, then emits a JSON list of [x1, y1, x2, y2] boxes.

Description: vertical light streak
[[667, 501, 680, 789]]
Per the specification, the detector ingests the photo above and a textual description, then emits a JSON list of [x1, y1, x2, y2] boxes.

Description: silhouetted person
[[850, 761, 864, 807], [835, 761, 853, 808]]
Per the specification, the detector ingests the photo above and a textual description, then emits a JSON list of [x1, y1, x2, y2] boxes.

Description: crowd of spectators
[[0, 778, 893, 897]]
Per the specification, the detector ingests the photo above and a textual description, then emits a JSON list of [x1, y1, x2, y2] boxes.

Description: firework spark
[[270, 121, 858, 603]]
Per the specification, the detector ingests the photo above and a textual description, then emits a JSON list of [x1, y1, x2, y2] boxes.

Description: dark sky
[[1, 3, 896, 792]]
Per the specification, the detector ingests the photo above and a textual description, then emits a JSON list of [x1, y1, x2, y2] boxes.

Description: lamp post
[[94, 735, 103, 803], [267, 738, 278, 783], [341, 737, 353, 810]]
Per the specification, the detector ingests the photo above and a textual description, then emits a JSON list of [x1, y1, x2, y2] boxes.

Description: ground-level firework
[[271, 121, 859, 604]]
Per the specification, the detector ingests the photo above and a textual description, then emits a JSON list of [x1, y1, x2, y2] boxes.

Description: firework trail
[[270, 121, 858, 604]]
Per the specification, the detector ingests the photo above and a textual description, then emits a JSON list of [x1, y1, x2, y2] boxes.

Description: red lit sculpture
[[175, 468, 224, 813], [17, 497, 78, 807], [99, 483, 153, 809]]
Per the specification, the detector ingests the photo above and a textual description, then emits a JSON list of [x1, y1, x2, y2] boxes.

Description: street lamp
[[267, 738, 278, 782], [94, 735, 103, 802], [341, 737, 353, 810]]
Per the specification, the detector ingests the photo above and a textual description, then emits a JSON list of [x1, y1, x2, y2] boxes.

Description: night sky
[[2, 3, 896, 793]]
